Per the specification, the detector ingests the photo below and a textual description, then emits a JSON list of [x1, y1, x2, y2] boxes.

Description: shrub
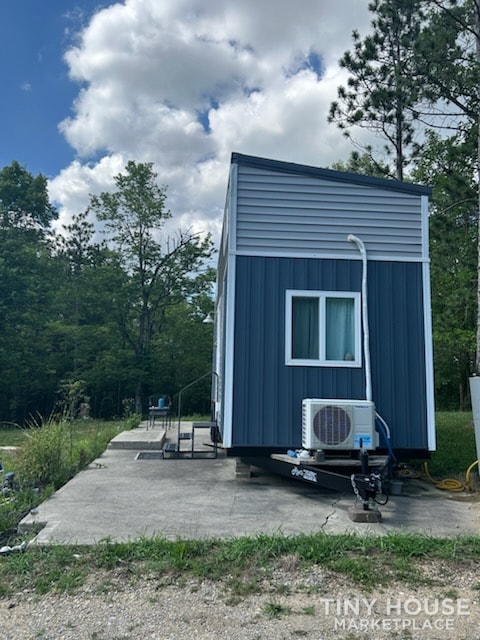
[[13, 420, 75, 490]]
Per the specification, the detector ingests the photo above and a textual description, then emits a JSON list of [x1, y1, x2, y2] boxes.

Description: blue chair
[[147, 395, 172, 429]]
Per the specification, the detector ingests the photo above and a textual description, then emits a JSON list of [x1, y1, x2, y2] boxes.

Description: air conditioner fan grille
[[313, 405, 352, 446]]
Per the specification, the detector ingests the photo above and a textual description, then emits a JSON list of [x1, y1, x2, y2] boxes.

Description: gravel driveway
[[2, 562, 479, 639]]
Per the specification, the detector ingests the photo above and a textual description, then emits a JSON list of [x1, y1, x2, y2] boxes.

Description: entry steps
[[109, 427, 166, 450], [163, 421, 218, 459]]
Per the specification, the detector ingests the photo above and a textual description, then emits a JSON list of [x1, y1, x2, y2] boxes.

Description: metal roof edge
[[230, 152, 432, 197]]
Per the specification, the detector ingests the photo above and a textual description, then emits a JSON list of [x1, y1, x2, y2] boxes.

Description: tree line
[[0, 160, 215, 423]]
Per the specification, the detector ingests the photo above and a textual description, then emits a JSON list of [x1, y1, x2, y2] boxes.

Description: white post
[[469, 377, 480, 465]]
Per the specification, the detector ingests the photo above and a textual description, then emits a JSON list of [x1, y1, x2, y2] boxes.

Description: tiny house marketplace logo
[[319, 596, 471, 633]]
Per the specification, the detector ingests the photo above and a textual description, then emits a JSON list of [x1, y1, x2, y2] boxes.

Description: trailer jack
[[349, 470, 385, 522]]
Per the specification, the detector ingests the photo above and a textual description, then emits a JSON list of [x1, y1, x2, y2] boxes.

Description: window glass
[[292, 297, 319, 359], [325, 297, 355, 361]]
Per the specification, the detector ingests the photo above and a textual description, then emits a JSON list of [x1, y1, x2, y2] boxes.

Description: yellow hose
[[422, 461, 479, 492], [465, 460, 480, 491]]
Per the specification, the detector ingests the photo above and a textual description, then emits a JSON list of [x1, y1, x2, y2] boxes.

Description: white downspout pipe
[[347, 234, 372, 402]]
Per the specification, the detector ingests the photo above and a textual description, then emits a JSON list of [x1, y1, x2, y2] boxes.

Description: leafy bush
[[124, 413, 142, 430]]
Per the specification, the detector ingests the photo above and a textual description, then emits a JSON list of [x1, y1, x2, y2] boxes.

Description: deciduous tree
[[0, 160, 57, 229], [88, 161, 214, 413]]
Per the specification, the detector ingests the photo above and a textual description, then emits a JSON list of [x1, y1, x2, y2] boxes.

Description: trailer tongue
[[240, 450, 390, 523]]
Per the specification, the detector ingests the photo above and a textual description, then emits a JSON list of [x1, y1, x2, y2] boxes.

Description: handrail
[[177, 371, 218, 438]]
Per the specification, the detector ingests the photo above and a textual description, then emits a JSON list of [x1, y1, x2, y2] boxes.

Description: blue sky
[[0, 1, 108, 176], [0, 1, 372, 242]]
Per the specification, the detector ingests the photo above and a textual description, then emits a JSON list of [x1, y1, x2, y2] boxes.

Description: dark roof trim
[[231, 152, 432, 196]]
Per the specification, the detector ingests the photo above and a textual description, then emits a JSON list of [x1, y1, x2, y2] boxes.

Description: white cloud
[[50, 0, 373, 246]]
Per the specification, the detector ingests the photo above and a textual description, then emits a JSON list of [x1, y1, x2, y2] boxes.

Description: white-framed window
[[285, 290, 361, 367]]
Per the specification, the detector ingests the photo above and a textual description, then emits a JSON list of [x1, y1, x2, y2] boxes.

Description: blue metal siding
[[231, 256, 428, 449], [368, 261, 428, 449]]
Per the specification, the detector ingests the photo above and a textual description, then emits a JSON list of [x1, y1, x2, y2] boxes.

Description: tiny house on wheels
[[213, 153, 435, 460]]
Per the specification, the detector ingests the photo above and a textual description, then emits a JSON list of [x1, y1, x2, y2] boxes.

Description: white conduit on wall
[[347, 234, 372, 403]]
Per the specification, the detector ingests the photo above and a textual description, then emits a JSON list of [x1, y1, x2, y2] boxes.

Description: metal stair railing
[[165, 371, 219, 459]]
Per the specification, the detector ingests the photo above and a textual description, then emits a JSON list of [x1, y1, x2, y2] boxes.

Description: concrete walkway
[[19, 423, 480, 545]]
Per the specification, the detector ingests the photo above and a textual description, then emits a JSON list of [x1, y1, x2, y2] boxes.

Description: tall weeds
[[14, 420, 74, 490], [12, 416, 137, 491]]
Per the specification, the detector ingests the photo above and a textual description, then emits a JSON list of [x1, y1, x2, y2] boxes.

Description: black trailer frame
[[241, 452, 391, 512]]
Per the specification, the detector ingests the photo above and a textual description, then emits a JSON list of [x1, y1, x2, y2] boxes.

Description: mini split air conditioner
[[302, 399, 378, 450]]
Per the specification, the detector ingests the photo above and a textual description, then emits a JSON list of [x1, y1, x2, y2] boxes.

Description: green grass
[[429, 412, 477, 476], [404, 412, 477, 481], [0, 423, 30, 448], [0, 531, 479, 596], [0, 418, 139, 451], [180, 413, 211, 422], [263, 601, 292, 618]]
